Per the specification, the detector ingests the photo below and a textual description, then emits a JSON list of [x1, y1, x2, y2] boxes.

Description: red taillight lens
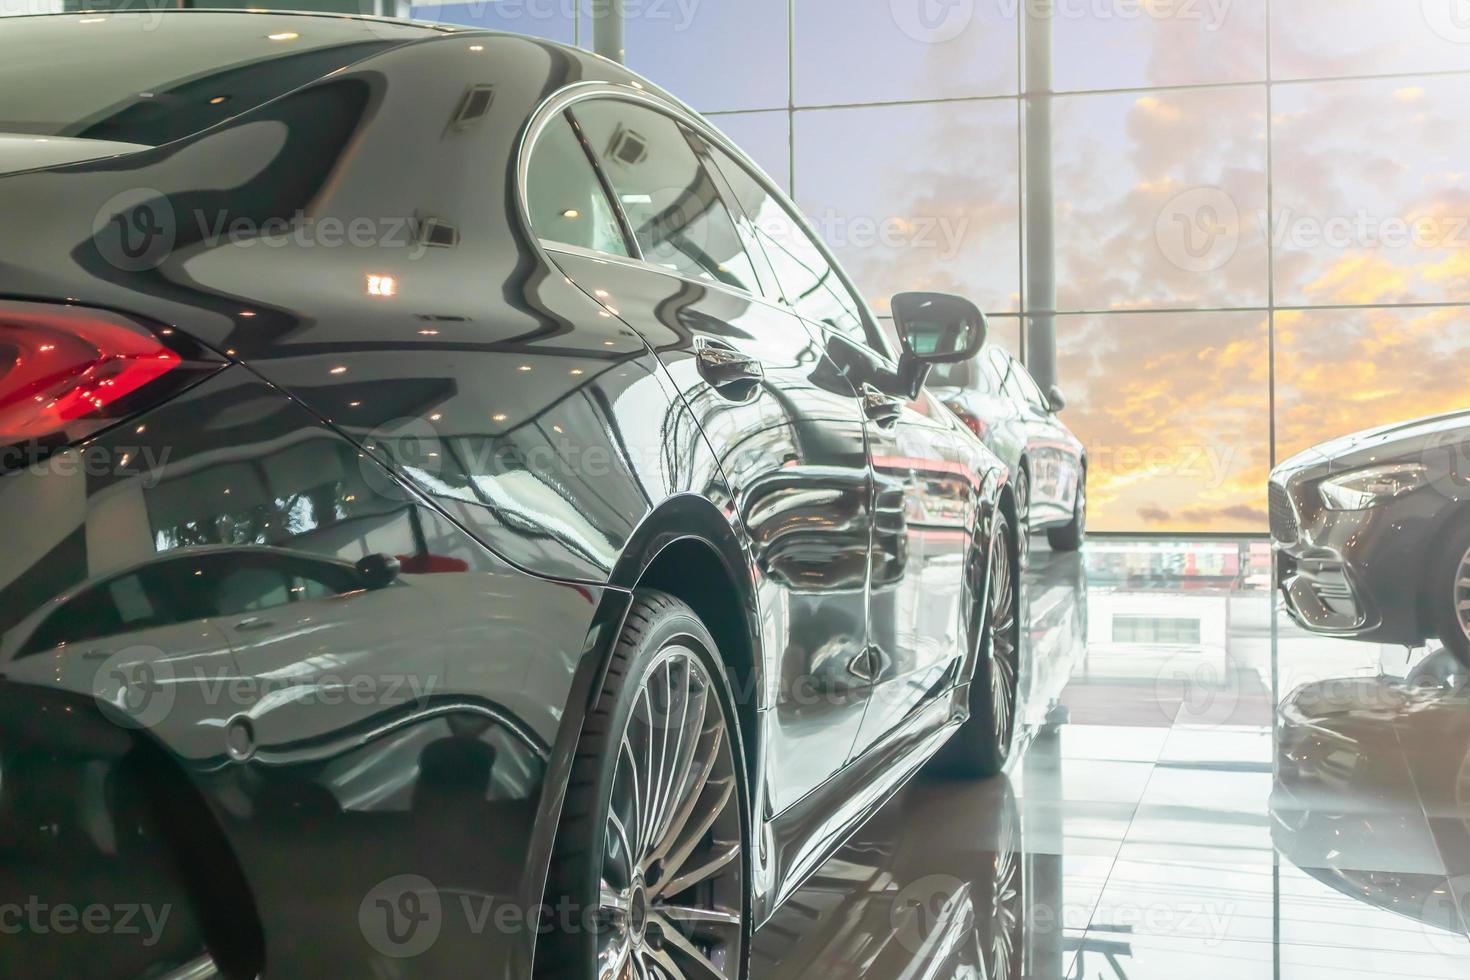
[[0, 301, 219, 448], [946, 402, 988, 440]]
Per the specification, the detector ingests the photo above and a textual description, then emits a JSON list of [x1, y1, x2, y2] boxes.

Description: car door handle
[[233, 617, 276, 632], [861, 384, 904, 428], [694, 337, 764, 391]]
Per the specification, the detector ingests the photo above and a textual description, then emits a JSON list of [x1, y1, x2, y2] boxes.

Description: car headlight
[[1318, 463, 1428, 510]]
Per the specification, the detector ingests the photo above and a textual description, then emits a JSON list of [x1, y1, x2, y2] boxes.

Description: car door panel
[[851, 376, 980, 758], [544, 99, 876, 814]]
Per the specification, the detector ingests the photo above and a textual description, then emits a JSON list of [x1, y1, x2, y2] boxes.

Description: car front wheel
[[539, 592, 749, 980], [1431, 520, 1470, 669], [1047, 468, 1086, 553], [934, 510, 1021, 779]]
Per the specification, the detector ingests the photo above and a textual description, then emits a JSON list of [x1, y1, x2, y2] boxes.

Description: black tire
[[1429, 519, 1470, 669], [1047, 467, 1086, 553], [934, 511, 1020, 779], [537, 591, 750, 980]]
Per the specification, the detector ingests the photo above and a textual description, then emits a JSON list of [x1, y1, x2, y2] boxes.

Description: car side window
[[526, 114, 631, 257], [570, 100, 762, 294], [701, 141, 876, 349], [1003, 354, 1048, 411], [987, 347, 1013, 395], [972, 353, 1000, 393]]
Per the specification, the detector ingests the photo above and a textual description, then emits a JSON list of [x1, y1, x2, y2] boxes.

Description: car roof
[[18, 8, 458, 33]]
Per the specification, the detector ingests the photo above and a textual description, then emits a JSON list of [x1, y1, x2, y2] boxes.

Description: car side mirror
[[356, 553, 401, 590], [889, 292, 988, 398], [1047, 384, 1066, 413]]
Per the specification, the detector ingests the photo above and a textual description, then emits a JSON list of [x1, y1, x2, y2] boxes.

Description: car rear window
[[0, 12, 434, 147]]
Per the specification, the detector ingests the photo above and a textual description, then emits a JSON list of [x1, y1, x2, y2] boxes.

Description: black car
[[926, 343, 1087, 560], [0, 12, 1021, 980], [1270, 411, 1470, 665]]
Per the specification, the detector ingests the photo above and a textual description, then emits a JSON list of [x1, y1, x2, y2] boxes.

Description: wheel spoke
[[607, 812, 636, 888], [648, 713, 721, 867], [619, 735, 647, 866], [648, 659, 678, 856], [654, 776, 735, 896], [658, 904, 742, 929], [650, 659, 702, 859], [649, 923, 729, 980], [598, 933, 633, 980], [640, 689, 658, 855], [660, 839, 740, 898]]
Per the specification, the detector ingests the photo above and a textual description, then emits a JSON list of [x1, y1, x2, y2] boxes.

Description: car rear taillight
[[0, 301, 222, 452], [946, 402, 988, 440]]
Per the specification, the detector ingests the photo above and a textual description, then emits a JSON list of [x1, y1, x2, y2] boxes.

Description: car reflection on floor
[[751, 546, 1088, 980], [753, 539, 1470, 979]]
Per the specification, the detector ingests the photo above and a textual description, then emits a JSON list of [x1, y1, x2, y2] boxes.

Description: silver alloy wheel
[[1014, 471, 1031, 567], [599, 647, 743, 980], [989, 515, 1019, 755], [1455, 543, 1470, 644]]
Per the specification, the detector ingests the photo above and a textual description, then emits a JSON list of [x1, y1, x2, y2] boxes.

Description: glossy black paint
[[0, 12, 1011, 977], [1269, 412, 1470, 650], [927, 343, 1085, 534]]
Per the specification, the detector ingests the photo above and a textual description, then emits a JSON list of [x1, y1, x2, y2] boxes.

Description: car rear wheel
[[934, 511, 1020, 779], [538, 592, 749, 980], [1431, 521, 1470, 669], [1047, 468, 1086, 553]]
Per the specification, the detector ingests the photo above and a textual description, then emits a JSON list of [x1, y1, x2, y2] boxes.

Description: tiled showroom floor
[[751, 539, 1470, 979]]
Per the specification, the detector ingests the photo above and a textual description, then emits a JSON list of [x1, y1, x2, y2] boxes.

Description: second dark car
[[927, 342, 1087, 561]]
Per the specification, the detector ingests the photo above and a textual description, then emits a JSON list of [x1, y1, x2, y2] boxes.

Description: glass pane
[[988, 317, 1023, 362], [410, 2, 576, 43], [574, 100, 762, 292], [1275, 306, 1470, 462], [707, 143, 870, 343], [625, 0, 787, 112], [1052, 0, 1267, 91], [525, 116, 629, 257], [1272, 75, 1470, 307], [1052, 311, 1270, 533], [1273, 0, 1470, 80], [1051, 86, 1268, 311], [794, 0, 1018, 105], [795, 100, 1021, 315], [706, 110, 791, 192]]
